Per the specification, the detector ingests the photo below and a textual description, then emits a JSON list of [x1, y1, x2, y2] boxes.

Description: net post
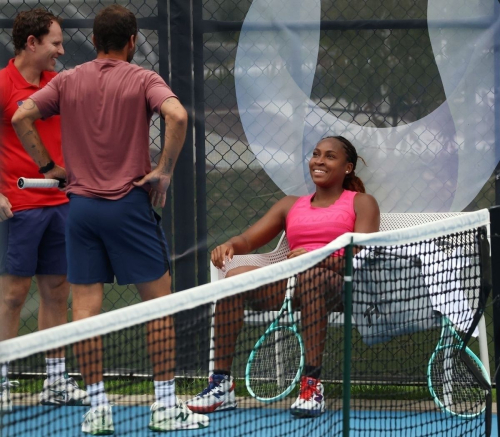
[[342, 238, 354, 437], [489, 206, 500, 436]]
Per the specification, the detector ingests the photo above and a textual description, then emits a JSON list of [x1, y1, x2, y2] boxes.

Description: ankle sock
[[154, 379, 176, 408], [1, 363, 8, 382], [304, 365, 322, 380], [46, 358, 65, 384], [87, 381, 109, 409]]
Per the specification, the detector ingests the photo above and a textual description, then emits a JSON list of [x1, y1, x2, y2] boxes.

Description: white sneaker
[[185, 374, 237, 413], [40, 374, 90, 406], [82, 405, 114, 435], [290, 376, 326, 418], [149, 399, 209, 431], [0, 378, 14, 412]]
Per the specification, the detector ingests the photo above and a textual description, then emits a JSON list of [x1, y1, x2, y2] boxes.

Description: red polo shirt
[[0, 59, 68, 212]]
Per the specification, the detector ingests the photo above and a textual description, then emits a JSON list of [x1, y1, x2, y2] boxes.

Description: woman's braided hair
[[320, 136, 366, 193]]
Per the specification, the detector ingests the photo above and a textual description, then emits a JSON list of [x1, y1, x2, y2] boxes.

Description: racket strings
[[247, 327, 302, 399], [430, 347, 487, 416]]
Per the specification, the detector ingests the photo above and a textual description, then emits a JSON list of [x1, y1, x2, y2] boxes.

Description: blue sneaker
[[185, 374, 237, 413]]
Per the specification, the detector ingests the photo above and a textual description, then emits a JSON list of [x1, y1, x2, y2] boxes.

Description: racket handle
[[17, 177, 63, 189]]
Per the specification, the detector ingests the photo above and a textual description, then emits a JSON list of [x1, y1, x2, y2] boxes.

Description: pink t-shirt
[[31, 59, 177, 199], [285, 190, 357, 254]]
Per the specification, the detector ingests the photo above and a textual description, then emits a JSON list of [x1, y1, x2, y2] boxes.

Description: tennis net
[[0, 209, 493, 436]]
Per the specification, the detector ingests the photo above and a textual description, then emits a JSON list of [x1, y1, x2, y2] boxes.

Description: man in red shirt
[[0, 9, 88, 410]]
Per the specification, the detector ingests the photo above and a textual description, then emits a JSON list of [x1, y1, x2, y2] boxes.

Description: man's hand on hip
[[0, 194, 13, 222], [133, 169, 171, 208]]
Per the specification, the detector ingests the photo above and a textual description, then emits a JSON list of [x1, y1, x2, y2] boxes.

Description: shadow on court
[[1, 406, 497, 436]]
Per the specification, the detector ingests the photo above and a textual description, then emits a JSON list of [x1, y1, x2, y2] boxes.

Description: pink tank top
[[285, 190, 357, 254]]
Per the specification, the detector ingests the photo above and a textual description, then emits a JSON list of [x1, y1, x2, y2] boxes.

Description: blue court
[[1, 406, 496, 436]]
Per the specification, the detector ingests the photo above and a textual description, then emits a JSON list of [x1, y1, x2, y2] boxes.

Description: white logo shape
[[235, 0, 498, 212]]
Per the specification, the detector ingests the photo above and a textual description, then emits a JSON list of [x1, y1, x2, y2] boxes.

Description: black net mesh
[[1, 216, 492, 436]]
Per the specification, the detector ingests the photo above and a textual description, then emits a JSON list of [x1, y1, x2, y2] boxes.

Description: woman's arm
[[211, 196, 298, 268], [353, 193, 380, 233]]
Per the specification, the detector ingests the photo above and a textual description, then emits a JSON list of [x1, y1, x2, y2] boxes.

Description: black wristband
[[38, 160, 55, 174]]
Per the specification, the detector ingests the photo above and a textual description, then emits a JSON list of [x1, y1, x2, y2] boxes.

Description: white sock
[[154, 379, 176, 408], [46, 358, 65, 383], [86, 381, 109, 409], [1, 363, 8, 381]]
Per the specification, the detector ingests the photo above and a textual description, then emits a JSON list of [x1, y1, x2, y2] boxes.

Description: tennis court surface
[[0, 209, 496, 436], [2, 407, 497, 436]]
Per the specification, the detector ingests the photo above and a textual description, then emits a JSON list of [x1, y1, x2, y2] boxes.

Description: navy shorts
[[0, 204, 69, 277], [66, 188, 170, 285]]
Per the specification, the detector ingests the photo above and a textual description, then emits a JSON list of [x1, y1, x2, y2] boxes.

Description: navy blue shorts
[[66, 188, 170, 285], [0, 204, 69, 277]]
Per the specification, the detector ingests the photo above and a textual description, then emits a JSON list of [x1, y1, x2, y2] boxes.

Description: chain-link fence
[[203, 0, 496, 252], [199, 0, 498, 379], [1, 0, 498, 377]]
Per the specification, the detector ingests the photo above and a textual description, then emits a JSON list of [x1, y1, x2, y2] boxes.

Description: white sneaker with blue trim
[[149, 399, 209, 431], [185, 374, 237, 413]]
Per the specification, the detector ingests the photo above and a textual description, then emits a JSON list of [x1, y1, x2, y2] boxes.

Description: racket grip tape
[[17, 177, 65, 189]]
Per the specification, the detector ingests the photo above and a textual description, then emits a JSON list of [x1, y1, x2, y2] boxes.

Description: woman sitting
[[187, 136, 380, 417]]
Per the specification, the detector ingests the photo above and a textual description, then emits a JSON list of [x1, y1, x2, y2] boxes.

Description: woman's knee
[[225, 265, 260, 278]]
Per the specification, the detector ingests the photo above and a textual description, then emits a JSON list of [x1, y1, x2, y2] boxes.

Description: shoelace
[[198, 379, 221, 397], [65, 377, 79, 388], [299, 379, 318, 400]]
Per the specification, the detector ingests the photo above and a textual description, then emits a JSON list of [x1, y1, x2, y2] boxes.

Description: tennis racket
[[427, 316, 491, 419], [245, 276, 305, 403], [17, 177, 65, 189]]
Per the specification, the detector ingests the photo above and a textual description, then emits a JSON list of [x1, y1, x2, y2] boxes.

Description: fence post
[[158, 0, 173, 254], [489, 206, 500, 436], [193, 0, 208, 288], [169, 0, 211, 373], [495, 0, 500, 207], [169, 0, 196, 292], [343, 239, 354, 437]]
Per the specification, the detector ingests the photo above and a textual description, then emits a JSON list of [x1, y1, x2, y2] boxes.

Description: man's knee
[[136, 271, 171, 301], [71, 283, 104, 321], [0, 276, 31, 310], [37, 274, 68, 291], [37, 275, 70, 304]]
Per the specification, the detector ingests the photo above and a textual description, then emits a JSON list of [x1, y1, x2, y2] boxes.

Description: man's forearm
[[157, 99, 188, 177], [13, 120, 52, 167], [12, 100, 52, 167], [158, 121, 186, 176]]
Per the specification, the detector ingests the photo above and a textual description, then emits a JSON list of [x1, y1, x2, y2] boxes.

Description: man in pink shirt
[[11, 5, 209, 434]]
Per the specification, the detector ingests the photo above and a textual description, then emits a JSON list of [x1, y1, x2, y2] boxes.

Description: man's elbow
[[173, 106, 188, 130], [165, 104, 188, 131], [11, 109, 25, 131]]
